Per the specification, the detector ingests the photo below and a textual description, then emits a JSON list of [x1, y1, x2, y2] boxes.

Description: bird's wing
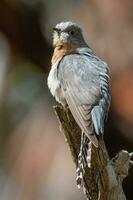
[[91, 65, 110, 135], [84, 51, 111, 135], [58, 53, 110, 147]]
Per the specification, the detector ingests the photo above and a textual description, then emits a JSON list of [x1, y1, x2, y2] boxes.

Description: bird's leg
[[76, 131, 89, 188]]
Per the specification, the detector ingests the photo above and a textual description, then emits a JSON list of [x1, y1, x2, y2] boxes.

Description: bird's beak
[[53, 27, 59, 32], [53, 28, 69, 47], [53, 27, 61, 34]]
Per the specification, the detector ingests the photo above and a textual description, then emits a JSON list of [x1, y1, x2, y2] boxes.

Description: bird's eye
[[69, 30, 75, 35]]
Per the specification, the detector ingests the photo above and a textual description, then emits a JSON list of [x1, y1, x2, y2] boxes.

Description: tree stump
[[54, 105, 133, 200]]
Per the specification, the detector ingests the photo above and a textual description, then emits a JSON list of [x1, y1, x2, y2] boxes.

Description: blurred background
[[0, 0, 133, 199]]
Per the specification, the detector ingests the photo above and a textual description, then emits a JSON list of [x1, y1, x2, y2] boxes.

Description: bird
[[47, 21, 110, 188]]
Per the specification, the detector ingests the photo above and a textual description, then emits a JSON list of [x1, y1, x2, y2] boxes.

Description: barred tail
[[76, 132, 91, 188]]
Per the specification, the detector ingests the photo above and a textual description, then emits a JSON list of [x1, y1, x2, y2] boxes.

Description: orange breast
[[51, 43, 80, 65]]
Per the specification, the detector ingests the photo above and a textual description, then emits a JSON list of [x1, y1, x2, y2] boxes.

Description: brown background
[[0, 0, 132, 199]]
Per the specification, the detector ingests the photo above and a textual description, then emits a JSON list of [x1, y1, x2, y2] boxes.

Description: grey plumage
[[48, 21, 110, 190], [58, 49, 110, 138]]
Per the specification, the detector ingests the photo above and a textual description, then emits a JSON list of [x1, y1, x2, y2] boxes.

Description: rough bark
[[54, 105, 133, 200]]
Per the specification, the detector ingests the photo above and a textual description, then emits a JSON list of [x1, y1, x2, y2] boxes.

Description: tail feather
[[76, 132, 90, 188]]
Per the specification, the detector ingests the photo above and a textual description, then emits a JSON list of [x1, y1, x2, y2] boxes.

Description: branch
[[54, 105, 133, 200]]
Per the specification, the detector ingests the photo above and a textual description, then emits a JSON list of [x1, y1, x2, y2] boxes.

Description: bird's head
[[52, 21, 87, 48]]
